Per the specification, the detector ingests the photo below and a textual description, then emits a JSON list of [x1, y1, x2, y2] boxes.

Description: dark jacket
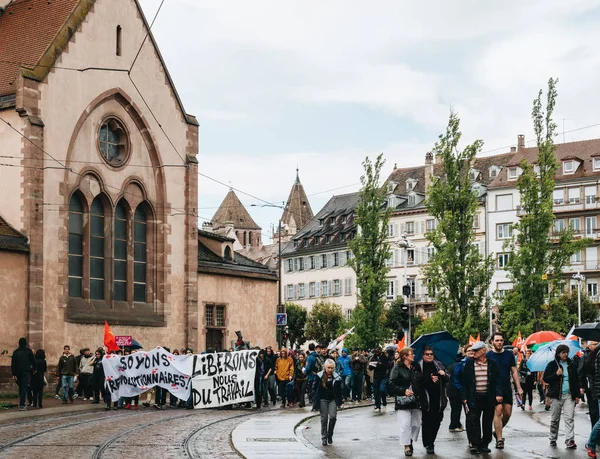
[[543, 358, 580, 400], [416, 359, 449, 412], [31, 357, 47, 389], [312, 370, 343, 407], [579, 348, 597, 399], [57, 354, 78, 376], [461, 358, 503, 410], [388, 362, 424, 410], [446, 359, 460, 399], [350, 353, 367, 373], [595, 351, 600, 400], [452, 357, 470, 397], [304, 351, 319, 381], [369, 353, 390, 379], [92, 357, 105, 388], [11, 345, 36, 376]]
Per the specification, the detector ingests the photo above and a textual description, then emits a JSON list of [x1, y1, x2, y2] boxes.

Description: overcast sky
[[139, 0, 600, 242]]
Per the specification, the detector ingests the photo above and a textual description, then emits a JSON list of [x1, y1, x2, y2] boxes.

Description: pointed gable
[[211, 190, 261, 230], [0, 213, 29, 253], [281, 169, 313, 232]]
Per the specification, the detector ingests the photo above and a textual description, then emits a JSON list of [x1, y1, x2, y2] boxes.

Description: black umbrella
[[411, 331, 460, 367], [573, 323, 600, 341]]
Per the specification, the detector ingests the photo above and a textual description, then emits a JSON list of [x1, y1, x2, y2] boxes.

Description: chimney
[[424, 152, 434, 194], [202, 221, 213, 233], [517, 134, 525, 150], [510, 146, 516, 153], [434, 152, 442, 165]]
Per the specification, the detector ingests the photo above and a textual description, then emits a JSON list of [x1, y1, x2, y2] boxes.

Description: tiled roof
[[211, 190, 261, 230], [0, 213, 29, 253], [280, 170, 313, 232], [488, 138, 600, 189], [0, 0, 81, 97]]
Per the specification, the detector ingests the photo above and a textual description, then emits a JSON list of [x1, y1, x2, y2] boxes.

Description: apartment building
[[488, 136, 600, 302], [280, 193, 358, 319]]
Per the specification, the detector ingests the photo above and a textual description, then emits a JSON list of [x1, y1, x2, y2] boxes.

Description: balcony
[[554, 198, 599, 213], [565, 260, 600, 273]]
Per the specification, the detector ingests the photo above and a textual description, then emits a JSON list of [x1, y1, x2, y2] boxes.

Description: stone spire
[[278, 169, 313, 242], [211, 190, 261, 231]]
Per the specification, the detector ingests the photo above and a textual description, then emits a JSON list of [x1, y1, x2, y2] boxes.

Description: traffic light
[[402, 284, 411, 297]]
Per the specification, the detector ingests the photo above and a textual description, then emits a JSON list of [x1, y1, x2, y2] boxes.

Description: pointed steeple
[[211, 190, 261, 230], [281, 169, 313, 234]]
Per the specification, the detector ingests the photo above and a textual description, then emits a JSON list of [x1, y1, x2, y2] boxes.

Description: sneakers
[[327, 436, 333, 445], [55, 394, 60, 400], [480, 447, 491, 453], [470, 446, 480, 454], [133, 405, 139, 411], [322, 438, 327, 446], [550, 440, 557, 447], [586, 444, 597, 458], [73, 393, 78, 399], [426, 446, 435, 454], [566, 440, 577, 449], [19, 406, 26, 411], [125, 403, 131, 410], [83, 397, 88, 401]]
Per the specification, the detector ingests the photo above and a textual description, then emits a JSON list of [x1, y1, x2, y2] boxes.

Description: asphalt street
[[302, 400, 596, 458]]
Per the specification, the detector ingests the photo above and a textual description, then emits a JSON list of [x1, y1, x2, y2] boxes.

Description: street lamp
[[573, 271, 586, 328], [395, 234, 415, 345]]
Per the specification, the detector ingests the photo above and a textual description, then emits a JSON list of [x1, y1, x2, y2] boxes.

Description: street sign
[[276, 313, 287, 326], [115, 335, 132, 347]]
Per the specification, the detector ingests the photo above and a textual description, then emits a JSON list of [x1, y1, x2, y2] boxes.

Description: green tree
[[421, 112, 494, 343], [348, 154, 392, 349], [501, 78, 590, 335], [383, 298, 422, 341], [305, 301, 344, 345], [285, 302, 307, 348]]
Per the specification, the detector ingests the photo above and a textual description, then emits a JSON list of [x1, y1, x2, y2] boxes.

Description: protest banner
[[115, 335, 132, 347], [102, 347, 193, 399], [191, 349, 259, 409]]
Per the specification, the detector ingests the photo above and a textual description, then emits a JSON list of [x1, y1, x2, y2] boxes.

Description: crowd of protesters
[[12, 332, 600, 457]]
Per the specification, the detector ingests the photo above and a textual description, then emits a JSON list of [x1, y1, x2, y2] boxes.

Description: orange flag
[[468, 335, 477, 345], [104, 321, 119, 352], [397, 336, 406, 351], [476, 333, 480, 342], [512, 331, 523, 348]]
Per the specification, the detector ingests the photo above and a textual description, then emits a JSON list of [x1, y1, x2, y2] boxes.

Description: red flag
[[104, 321, 119, 352], [512, 331, 523, 348], [397, 336, 406, 351]]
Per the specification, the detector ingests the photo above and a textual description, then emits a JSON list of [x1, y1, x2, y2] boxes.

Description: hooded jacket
[[11, 339, 36, 376], [275, 350, 295, 381], [543, 357, 580, 400], [336, 349, 352, 376], [305, 351, 319, 381], [312, 370, 343, 407]]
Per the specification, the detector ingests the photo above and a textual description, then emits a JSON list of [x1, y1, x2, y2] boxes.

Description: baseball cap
[[471, 341, 486, 351]]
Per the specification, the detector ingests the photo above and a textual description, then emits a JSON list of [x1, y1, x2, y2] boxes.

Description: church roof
[[280, 169, 313, 231], [211, 190, 261, 230], [0, 0, 198, 124], [0, 213, 29, 253]]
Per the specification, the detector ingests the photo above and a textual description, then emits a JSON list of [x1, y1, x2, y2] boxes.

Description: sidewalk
[[0, 399, 105, 423], [231, 407, 323, 459]]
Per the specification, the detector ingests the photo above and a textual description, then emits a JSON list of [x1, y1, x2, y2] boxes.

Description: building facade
[[281, 193, 358, 319]]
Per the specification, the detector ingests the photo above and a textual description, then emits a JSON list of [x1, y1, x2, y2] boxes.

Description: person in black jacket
[[518, 349, 536, 411], [31, 349, 47, 409], [11, 337, 36, 411], [543, 344, 580, 449], [416, 346, 449, 454], [91, 349, 105, 405], [388, 347, 424, 457], [579, 341, 599, 428], [461, 341, 502, 455], [313, 358, 344, 447], [369, 346, 390, 412]]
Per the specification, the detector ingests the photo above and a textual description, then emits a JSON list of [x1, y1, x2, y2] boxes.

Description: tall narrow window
[[116, 25, 122, 56], [90, 197, 105, 300], [68, 194, 84, 298], [114, 200, 128, 301], [133, 205, 147, 302]]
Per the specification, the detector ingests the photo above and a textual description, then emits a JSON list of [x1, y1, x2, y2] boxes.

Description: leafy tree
[[348, 154, 392, 349], [383, 298, 422, 341], [285, 302, 307, 348], [501, 78, 590, 334], [421, 112, 494, 343], [305, 301, 344, 345]]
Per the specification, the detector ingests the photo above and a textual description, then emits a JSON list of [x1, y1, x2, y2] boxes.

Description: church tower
[[210, 190, 262, 249], [274, 169, 313, 244]]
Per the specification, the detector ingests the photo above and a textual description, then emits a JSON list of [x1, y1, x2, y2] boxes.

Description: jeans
[[277, 380, 289, 405], [61, 375, 74, 401], [448, 397, 463, 429], [550, 394, 575, 443], [320, 399, 337, 440], [372, 377, 387, 409], [587, 391, 599, 428], [466, 393, 495, 449], [352, 372, 363, 401], [267, 374, 276, 404], [295, 379, 307, 407], [342, 374, 352, 399], [587, 401, 600, 448], [254, 377, 262, 407], [364, 373, 372, 398], [16, 373, 30, 408]]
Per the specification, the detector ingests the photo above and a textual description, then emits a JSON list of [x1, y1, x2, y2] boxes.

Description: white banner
[[102, 348, 193, 399], [191, 349, 259, 409]]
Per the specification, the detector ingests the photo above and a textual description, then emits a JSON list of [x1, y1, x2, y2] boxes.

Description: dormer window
[[408, 194, 416, 206], [329, 217, 335, 225], [469, 169, 479, 180], [489, 167, 499, 178], [594, 158, 600, 171], [318, 218, 324, 226], [508, 167, 518, 180], [293, 240, 298, 248], [303, 238, 308, 247], [563, 161, 574, 173], [387, 181, 396, 193], [406, 179, 416, 191], [325, 235, 331, 244], [341, 215, 347, 224]]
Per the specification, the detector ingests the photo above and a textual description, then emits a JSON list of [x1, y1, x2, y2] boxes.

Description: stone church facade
[[0, 0, 276, 364]]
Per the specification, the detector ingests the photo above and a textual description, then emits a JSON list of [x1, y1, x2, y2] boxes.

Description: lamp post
[[395, 234, 415, 345], [573, 271, 586, 328]]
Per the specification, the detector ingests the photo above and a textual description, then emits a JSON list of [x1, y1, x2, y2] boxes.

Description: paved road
[[302, 400, 596, 458]]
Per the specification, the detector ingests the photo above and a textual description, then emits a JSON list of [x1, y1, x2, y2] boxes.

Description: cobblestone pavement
[[0, 406, 260, 459]]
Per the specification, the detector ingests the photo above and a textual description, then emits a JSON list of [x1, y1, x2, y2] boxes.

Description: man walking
[[57, 345, 78, 404], [350, 347, 366, 402], [579, 341, 599, 429], [462, 341, 503, 455], [11, 337, 36, 411], [448, 345, 473, 432], [337, 348, 352, 401], [486, 332, 523, 449], [369, 346, 390, 413]]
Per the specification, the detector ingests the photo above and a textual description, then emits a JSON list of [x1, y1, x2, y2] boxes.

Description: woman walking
[[294, 353, 308, 408], [388, 347, 423, 456], [313, 358, 344, 446], [543, 344, 580, 449], [31, 349, 47, 408], [91, 349, 105, 405], [519, 349, 535, 411]]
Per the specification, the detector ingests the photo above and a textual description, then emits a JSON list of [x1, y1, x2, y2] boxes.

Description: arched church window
[[224, 246, 232, 260], [133, 205, 147, 302], [98, 118, 129, 166], [68, 193, 84, 298], [90, 197, 105, 300], [114, 200, 128, 301]]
